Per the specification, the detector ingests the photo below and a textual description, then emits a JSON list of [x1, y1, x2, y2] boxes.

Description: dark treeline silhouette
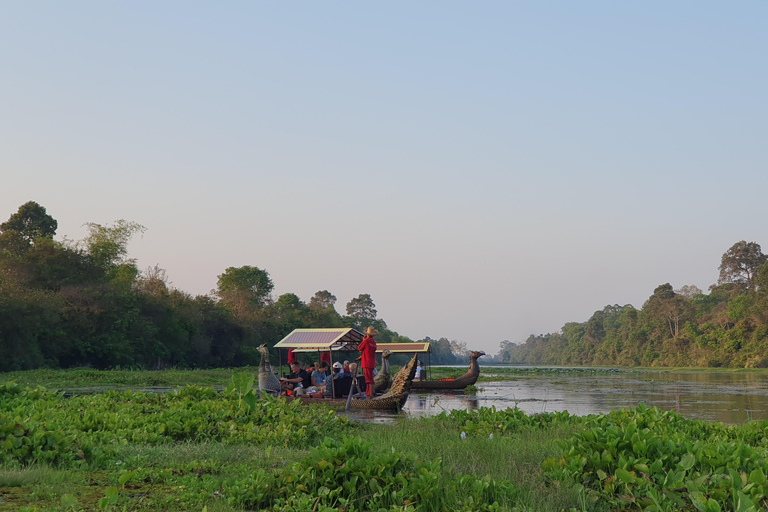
[[498, 241, 768, 368], [0, 202, 467, 371]]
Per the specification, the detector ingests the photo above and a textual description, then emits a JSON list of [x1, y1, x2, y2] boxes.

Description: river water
[[344, 367, 768, 425]]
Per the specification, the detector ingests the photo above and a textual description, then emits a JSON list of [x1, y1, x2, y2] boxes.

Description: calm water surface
[[60, 367, 768, 425], [345, 367, 768, 425]]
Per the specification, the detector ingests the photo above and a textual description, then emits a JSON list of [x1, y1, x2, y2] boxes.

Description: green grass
[[0, 420, 594, 511], [0, 367, 250, 389], [359, 417, 589, 511]]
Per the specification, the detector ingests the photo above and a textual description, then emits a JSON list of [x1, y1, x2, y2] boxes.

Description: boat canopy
[[276, 329, 432, 355], [375, 342, 431, 354], [276, 328, 363, 353]]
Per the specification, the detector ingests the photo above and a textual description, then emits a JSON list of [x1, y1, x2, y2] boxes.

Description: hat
[[364, 326, 379, 337], [332, 362, 342, 369]]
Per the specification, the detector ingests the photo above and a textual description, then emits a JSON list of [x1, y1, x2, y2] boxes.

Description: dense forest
[[499, 240, 768, 368], [5, 201, 767, 371], [0, 202, 467, 371]]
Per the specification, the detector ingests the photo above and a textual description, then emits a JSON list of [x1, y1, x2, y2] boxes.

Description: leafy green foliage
[[0, 200, 57, 245], [438, 406, 579, 438], [224, 436, 517, 511], [0, 380, 350, 468], [544, 403, 768, 511]]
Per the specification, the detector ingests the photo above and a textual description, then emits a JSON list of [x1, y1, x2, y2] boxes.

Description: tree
[[346, 293, 377, 320], [273, 293, 306, 314], [309, 290, 337, 310], [135, 265, 171, 297], [1, 201, 57, 245], [718, 241, 767, 292], [450, 340, 469, 359], [83, 220, 146, 270], [216, 265, 274, 312], [675, 285, 703, 299], [643, 283, 688, 339]]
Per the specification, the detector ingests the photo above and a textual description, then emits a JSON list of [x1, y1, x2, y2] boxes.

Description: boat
[[285, 353, 418, 411], [411, 350, 485, 390]]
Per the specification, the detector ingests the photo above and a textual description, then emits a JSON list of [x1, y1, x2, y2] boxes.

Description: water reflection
[[344, 369, 768, 425]]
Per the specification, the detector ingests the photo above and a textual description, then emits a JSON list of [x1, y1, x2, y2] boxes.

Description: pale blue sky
[[2, 3, 766, 353]]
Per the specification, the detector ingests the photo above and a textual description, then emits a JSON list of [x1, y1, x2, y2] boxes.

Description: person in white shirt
[[414, 361, 424, 381]]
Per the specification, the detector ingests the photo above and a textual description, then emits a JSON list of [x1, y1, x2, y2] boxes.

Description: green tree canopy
[[346, 293, 377, 320], [83, 220, 145, 270], [718, 240, 767, 292], [216, 265, 274, 309], [309, 290, 337, 310], [1, 201, 58, 245]]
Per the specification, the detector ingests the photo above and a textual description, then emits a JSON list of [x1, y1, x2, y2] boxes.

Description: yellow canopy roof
[[375, 342, 431, 354]]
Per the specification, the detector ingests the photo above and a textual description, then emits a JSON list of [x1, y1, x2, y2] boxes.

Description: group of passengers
[[280, 327, 381, 398], [280, 360, 331, 395]]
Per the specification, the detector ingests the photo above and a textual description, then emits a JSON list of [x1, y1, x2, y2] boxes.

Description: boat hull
[[411, 374, 478, 390], [286, 392, 408, 411]]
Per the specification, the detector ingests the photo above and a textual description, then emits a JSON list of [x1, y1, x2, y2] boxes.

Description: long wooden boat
[[285, 353, 418, 412], [411, 351, 485, 390]]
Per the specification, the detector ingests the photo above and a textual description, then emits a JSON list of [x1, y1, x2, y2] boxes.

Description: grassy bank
[[0, 378, 582, 512], [0, 367, 248, 390], [4, 369, 768, 511]]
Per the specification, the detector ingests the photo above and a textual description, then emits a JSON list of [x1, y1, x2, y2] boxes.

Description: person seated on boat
[[280, 362, 311, 394], [306, 363, 316, 377], [342, 360, 351, 374], [312, 361, 329, 392], [414, 361, 424, 381], [357, 326, 378, 399], [332, 361, 344, 378]]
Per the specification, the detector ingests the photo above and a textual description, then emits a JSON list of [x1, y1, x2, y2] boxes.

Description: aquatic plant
[[543, 403, 768, 511], [0, 380, 351, 468], [438, 406, 579, 437]]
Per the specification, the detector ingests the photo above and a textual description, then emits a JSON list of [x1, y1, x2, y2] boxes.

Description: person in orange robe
[[357, 327, 378, 398]]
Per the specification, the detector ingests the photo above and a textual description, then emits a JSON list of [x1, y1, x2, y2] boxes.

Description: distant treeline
[[0, 202, 468, 371], [499, 241, 768, 368]]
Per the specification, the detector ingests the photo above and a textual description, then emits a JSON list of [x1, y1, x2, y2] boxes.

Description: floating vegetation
[[7, 372, 768, 511], [543, 403, 768, 511]]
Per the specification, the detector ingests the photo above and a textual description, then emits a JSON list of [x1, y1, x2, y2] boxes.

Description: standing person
[[357, 326, 378, 398]]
